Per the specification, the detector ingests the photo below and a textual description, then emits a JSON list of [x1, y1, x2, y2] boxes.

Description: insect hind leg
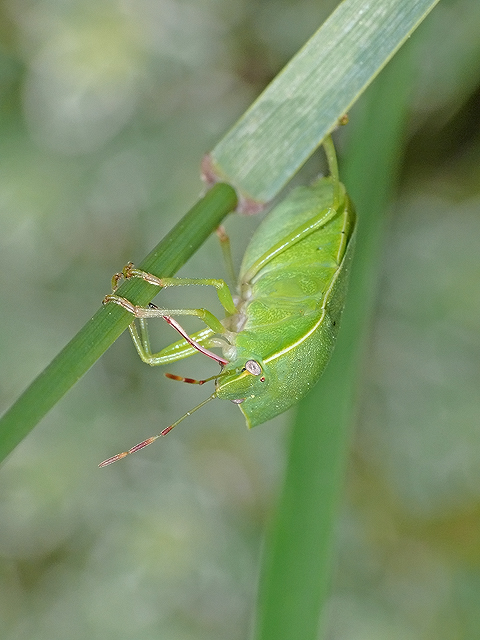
[[322, 135, 341, 208], [215, 225, 237, 286]]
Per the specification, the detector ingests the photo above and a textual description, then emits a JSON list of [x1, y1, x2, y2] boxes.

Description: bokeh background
[[1, 0, 479, 638]]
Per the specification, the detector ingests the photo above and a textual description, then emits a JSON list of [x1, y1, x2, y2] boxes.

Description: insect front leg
[[322, 135, 341, 208], [112, 263, 236, 315], [103, 294, 225, 334]]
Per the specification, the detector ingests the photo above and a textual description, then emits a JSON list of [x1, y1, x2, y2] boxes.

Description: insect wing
[[234, 181, 356, 427]]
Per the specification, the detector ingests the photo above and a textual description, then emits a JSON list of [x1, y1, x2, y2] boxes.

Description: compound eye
[[245, 360, 262, 376]]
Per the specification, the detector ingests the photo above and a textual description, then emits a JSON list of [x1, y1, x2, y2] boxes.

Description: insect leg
[[129, 319, 216, 365], [112, 263, 236, 315], [103, 295, 227, 365], [216, 225, 237, 286], [145, 328, 221, 364], [322, 135, 341, 208], [103, 294, 225, 333]]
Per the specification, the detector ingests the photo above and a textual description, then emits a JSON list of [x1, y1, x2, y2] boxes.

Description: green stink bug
[[99, 136, 355, 466]]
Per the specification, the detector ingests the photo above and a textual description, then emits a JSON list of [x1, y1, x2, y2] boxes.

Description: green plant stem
[[253, 43, 414, 640], [0, 183, 237, 465]]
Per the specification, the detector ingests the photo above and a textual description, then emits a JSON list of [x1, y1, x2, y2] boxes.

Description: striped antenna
[[99, 394, 216, 467], [165, 371, 223, 385]]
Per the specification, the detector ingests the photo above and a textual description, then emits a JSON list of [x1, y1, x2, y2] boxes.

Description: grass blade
[[211, 0, 440, 202]]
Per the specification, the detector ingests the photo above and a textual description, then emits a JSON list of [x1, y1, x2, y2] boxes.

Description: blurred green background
[[0, 0, 479, 638]]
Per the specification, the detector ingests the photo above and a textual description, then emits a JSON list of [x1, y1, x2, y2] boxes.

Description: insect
[[99, 136, 356, 466]]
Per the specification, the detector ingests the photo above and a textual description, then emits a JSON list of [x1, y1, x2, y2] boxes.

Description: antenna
[[164, 371, 226, 385], [98, 393, 216, 467]]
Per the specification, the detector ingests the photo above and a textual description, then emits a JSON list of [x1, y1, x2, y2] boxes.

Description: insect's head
[[215, 357, 268, 404]]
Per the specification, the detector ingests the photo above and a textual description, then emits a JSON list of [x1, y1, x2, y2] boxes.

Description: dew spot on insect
[[245, 360, 262, 376]]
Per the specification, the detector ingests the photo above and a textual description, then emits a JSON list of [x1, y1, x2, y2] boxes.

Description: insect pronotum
[[99, 136, 356, 466]]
